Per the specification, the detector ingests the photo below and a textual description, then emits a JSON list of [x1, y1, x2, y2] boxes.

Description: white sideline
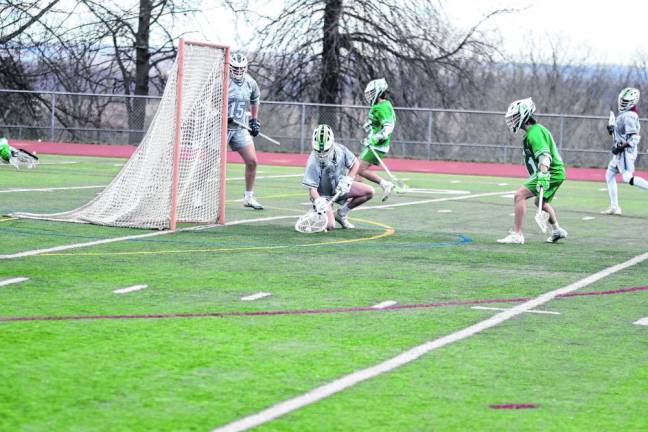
[[113, 284, 147, 294], [0, 185, 106, 193], [0, 277, 29, 287], [241, 292, 272, 301], [211, 252, 648, 432], [1, 191, 502, 260], [471, 306, 561, 315], [634, 317, 648, 326]]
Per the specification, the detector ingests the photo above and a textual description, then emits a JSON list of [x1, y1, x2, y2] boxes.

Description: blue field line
[[380, 234, 472, 249]]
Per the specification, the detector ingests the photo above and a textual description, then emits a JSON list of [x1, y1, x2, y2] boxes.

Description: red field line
[[1, 286, 645, 323], [13, 139, 647, 182]]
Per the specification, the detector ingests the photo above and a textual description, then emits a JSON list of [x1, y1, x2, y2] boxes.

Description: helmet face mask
[[312, 124, 335, 163], [618, 87, 640, 112], [505, 97, 536, 134], [230, 52, 248, 82], [364, 78, 388, 105]]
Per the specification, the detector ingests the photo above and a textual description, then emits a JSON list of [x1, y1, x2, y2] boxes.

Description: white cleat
[[335, 209, 355, 229], [381, 181, 394, 202], [546, 227, 568, 243], [243, 195, 264, 210], [600, 207, 622, 216], [497, 231, 525, 244]]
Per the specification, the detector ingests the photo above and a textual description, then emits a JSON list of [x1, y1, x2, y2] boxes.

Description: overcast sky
[[180, 0, 648, 66]]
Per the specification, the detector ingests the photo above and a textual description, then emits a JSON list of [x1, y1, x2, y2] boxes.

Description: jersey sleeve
[[526, 127, 551, 159], [302, 155, 320, 189], [340, 145, 357, 169], [249, 77, 260, 105], [625, 112, 640, 136]]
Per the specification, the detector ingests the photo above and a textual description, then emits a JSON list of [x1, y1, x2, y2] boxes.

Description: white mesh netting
[[13, 42, 227, 230]]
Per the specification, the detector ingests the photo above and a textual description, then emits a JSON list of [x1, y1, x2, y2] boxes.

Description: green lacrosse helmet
[[505, 97, 536, 133], [364, 78, 388, 105], [312, 124, 335, 162], [618, 87, 640, 112]]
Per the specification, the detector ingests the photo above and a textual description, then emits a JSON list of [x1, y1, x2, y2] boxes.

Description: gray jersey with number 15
[[228, 75, 260, 129]]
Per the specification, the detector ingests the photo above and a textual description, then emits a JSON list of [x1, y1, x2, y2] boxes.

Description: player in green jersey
[[357, 78, 396, 201], [0, 130, 18, 168], [497, 98, 568, 244]]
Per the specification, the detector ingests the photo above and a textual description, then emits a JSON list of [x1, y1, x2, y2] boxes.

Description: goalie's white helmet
[[364, 78, 388, 105], [230, 52, 248, 82], [618, 87, 640, 112], [505, 97, 536, 133], [312, 124, 335, 162]]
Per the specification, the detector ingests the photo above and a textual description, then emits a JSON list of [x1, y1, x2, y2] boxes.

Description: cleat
[[496, 231, 524, 244], [243, 195, 264, 210], [600, 207, 622, 216], [546, 227, 568, 243], [381, 181, 394, 202], [335, 209, 355, 229]]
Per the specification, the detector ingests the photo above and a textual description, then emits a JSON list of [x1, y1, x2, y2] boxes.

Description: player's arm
[[617, 134, 640, 151], [346, 158, 360, 178], [248, 81, 261, 136], [535, 153, 551, 191]]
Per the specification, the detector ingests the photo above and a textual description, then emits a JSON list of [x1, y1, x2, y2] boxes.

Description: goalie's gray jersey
[[227, 75, 260, 128], [303, 144, 356, 197], [613, 110, 641, 154]]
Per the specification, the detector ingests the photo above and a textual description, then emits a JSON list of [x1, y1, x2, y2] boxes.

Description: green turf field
[[1, 155, 647, 431]]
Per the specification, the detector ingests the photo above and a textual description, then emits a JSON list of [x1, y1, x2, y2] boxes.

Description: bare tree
[[0, 0, 61, 44]]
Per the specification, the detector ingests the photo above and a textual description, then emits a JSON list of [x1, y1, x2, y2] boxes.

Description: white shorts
[[227, 128, 253, 151], [608, 151, 636, 175]]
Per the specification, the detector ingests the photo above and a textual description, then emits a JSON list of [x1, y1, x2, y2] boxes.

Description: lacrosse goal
[[13, 40, 230, 230]]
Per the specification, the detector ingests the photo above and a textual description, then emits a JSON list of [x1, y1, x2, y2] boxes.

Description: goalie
[[302, 124, 374, 230], [497, 98, 568, 244], [601, 87, 648, 216]]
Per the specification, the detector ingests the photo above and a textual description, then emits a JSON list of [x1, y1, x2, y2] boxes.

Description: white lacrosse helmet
[[618, 87, 640, 112], [364, 78, 388, 105], [505, 97, 536, 133], [312, 124, 335, 162], [230, 52, 248, 82]]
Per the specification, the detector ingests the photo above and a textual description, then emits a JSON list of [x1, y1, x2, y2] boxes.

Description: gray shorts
[[227, 128, 253, 151], [608, 151, 636, 175]]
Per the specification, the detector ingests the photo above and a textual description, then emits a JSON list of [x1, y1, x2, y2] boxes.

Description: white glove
[[336, 175, 353, 195], [362, 119, 372, 132], [313, 196, 328, 215]]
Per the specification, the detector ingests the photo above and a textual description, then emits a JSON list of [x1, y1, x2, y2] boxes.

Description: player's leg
[[621, 154, 648, 191], [601, 160, 621, 215], [357, 147, 394, 201], [231, 129, 263, 210], [540, 179, 568, 243], [335, 182, 374, 229], [497, 185, 533, 244]]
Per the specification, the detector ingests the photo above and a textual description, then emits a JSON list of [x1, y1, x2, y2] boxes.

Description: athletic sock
[[338, 204, 350, 216], [605, 169, 619, 208], [244, 191, 254, 199], [631, 176, 648, 190]]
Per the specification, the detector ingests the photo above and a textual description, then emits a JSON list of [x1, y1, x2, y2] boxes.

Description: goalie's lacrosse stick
[[294, 191, 342, 233], [366, 144, 408, 192], [10, 149, 39, 169], [535, 185, 548, 234], [231, 119, 281, 146]]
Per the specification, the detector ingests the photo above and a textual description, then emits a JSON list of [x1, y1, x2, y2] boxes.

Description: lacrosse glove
[[336, 175, 353, 195], [536, 171, 550, 192], [611, 145, 622, 155], [607, 124, 615, 135], [313, 197, 328, 215], [249, 118, 261, 137]]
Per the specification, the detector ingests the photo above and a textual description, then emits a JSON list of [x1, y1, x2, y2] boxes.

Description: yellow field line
[[43, 218, 394, 257], [0, 217, 16, 223]]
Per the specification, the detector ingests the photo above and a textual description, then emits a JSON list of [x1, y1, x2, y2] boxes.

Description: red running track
[[13, 139, 648, 182]]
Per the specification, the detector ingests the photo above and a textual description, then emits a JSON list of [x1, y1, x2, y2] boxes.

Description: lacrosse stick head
[[295, 210, 328, 233], [534, 211, 549, 234], [10, 150, 38, 169]]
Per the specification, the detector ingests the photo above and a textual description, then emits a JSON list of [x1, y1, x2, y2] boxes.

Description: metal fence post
[[299, 103, 306, 153], [50, 92, 56, 141], [426, 110, 433, 159], [559, 115, 564, 148]]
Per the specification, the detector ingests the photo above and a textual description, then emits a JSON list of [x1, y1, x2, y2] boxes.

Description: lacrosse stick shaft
[[232, 119, 281, 146], [367, 145, 407, 189]]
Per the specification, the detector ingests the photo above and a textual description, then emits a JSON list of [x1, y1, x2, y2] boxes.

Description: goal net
[[13, 40, 229, 230]]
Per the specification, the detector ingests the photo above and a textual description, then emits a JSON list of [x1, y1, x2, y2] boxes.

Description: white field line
[[634, 317, 648, 326], [113, 284, 147, 294], [241, 292, 272, 301], [471, 306, 561, 315], [0, 174, 303, 194], [0, 185, 106, 193], [0, 191, 508, 260], [582, 217, 596, 221], [371, 300, 398, 309], [211, 252, 648, 432], [0, 277, 29, 287]]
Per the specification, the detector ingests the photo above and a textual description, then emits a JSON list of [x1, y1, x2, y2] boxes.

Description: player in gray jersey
[[228, 52, 264, 209], [601, 87, 648, 215], [303, 124, 374, 230]]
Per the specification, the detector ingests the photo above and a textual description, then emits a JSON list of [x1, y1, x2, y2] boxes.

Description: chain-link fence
[[1, 89, 646, 168]]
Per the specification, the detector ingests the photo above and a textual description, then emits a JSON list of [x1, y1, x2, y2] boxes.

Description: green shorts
[[359, 146, 386, 166], [524, 176, 564, 202]]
